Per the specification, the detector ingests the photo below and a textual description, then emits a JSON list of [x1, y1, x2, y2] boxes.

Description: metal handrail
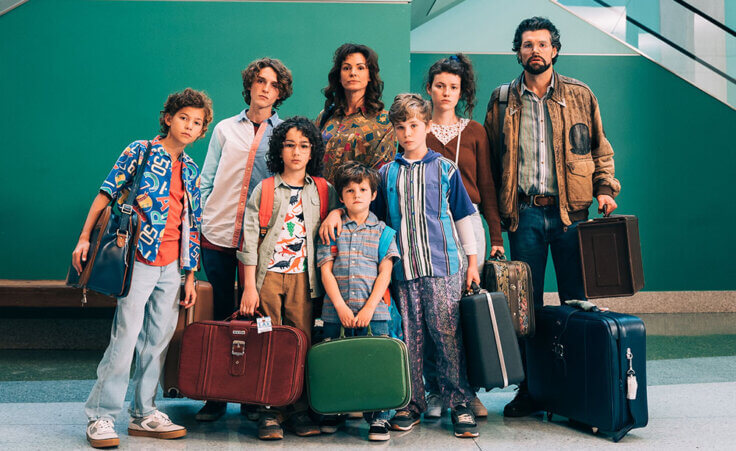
[[588, 0, 735, 85], [670, 0, 735, 38]]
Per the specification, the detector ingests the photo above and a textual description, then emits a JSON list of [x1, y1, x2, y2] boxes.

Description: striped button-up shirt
[[518, 75, 558, 196], [316, 212, 399, 323], [374, 150, 475, 281]]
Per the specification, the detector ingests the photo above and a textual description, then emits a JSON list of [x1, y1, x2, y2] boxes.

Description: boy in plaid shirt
[[316, 161, 400, 441]]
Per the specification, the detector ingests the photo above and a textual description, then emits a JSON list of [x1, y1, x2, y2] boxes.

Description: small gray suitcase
[[460, 285, 524, 390]]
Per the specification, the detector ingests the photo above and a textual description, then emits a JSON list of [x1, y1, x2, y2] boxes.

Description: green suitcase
[[307, 327, 411, 415]]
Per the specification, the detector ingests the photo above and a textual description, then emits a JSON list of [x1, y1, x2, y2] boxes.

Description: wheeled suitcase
[[307, 327, 411, 414], [161, 280, 214, 398], [577, 215, 644, 298], [526, 304, 648, 442], [178, 314, 308, 406], [482, 255, 535, 337], [459, 285, 524, 390]]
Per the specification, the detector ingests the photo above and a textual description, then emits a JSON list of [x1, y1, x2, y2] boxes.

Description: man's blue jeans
[[508, 203, 586, 378], [509, 203, 586, 311]]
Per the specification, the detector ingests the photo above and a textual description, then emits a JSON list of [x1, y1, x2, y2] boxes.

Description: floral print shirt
[[316, 107, 397, 184]]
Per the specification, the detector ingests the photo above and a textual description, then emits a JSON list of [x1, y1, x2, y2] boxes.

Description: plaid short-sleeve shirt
[[317, 212, 399, 323]]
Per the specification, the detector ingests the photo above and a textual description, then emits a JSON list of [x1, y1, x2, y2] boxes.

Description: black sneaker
[[285, 412, 321, 437], [389, 410, 421, 431], [195, 401, 226, 422], [240, 403, 260, 421], [258, 413, 283, 440], [503, 385, 540, 418], [368, 419, 391, 441], [451, 404, 478, 438], [319, 414, 345, 434]]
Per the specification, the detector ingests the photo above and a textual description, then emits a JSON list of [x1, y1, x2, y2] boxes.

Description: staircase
[[552, 0, 736, 108]]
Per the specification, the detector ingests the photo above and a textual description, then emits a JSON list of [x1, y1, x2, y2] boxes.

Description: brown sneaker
[[285, 412, 321, 437], [258, 413, 284, 440]]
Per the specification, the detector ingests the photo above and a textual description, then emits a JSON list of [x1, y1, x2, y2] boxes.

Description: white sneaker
[[128, 410, 186, 439], [470, 396, 488, 418], [86, 418, 119, 448], [424, 393, 443, 419]]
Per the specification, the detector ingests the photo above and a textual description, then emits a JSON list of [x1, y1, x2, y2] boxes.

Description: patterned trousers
[[394, 272, 475, 414]]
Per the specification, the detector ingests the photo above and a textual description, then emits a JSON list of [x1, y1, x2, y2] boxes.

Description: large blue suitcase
[[526, 304, 648, 442]]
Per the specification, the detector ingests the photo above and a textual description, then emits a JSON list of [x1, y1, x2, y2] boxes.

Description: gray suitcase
[[460, 284, 524, 390]]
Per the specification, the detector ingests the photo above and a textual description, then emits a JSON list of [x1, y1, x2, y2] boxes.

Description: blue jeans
[[509, 203, 586, 374], [508, 203, 586, 310], [322, 321, 391, 422], [85, 260, 181, 421]]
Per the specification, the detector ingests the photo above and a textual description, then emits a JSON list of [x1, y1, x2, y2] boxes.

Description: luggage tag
[[626, 348, 638, 400], [257, 316, 273, 334]]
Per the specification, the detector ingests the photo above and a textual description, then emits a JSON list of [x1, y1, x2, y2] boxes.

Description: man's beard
[[522, 57, 551, 75]]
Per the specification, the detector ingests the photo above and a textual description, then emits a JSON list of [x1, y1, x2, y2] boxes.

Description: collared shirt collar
[[151, 135, 195, 164], [273, 172, 314, 188], [237, 109, 281, 126], [342, 210, 379, 229], [394, 148, 441, 166], [521, 72, 555, 98]]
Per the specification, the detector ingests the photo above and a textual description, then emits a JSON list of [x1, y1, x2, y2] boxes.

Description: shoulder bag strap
[[116, 141, 152, 236]]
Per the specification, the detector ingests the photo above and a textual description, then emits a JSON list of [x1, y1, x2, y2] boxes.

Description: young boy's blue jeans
[[322, 321, 391, 422], [85, 260, 181, 421]]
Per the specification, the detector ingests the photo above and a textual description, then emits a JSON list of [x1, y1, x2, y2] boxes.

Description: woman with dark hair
[[316, 43, 396, 184], [422, 54, 504, 421]]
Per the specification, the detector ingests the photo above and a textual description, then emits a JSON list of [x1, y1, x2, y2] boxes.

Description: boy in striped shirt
[[374, 93, 481, 438]]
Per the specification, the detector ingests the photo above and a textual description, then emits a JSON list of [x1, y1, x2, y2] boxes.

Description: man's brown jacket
[[484, 71, 621, 231]]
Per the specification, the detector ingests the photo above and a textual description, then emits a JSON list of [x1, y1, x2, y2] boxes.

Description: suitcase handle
[[339, 324, 373, 338], [488, 252, 507, 262], [465, 281, 484, 296], [225, 311, 264, 321]]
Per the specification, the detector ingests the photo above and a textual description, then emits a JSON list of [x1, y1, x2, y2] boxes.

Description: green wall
[[0, 0, 410, 279], [411, 53, 736, 291]]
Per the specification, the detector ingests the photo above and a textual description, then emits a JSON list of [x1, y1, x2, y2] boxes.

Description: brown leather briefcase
[[161, 280, 214, 398], [178, 314, 308, 406], [577, 215, 644, 298]]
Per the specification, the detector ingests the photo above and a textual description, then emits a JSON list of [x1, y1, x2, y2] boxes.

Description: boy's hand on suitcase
[[180, 274, 197, 308], [336, 305, 356, 328], [354, 306, 375, 328], [240, 286, 260, 316], [466, 264, 481, 291], [489, 245, 505, 259]]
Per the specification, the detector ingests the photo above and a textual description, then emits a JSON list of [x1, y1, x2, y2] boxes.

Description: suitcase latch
[[232, 340, 245, 356], [552, 342, 564, 359]]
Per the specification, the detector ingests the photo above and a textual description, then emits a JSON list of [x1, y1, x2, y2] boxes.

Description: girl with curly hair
[[316, 43, 396, 183], [237, 116, 337, 440]]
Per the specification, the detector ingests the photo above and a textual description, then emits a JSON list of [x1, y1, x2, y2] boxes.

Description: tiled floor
[[1, 355, 735, 449]]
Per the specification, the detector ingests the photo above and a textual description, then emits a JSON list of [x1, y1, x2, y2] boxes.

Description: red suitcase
[[178, 314, 308, 406]]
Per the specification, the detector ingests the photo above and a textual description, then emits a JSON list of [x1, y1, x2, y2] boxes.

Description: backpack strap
[[378, 227, 397, 306], [258, 177, 275, 240], [312, 176, 330, 221], [497, 82, 511, 158]]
